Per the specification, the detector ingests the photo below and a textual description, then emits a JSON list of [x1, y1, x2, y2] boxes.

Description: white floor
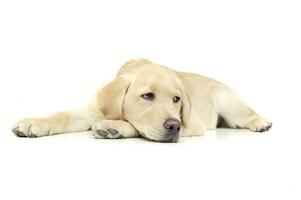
[[1, 122, 300, 200]]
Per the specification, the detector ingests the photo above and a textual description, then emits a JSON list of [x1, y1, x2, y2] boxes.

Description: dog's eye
[[173, 96, 181, 103], [141, 93, 155, 101]]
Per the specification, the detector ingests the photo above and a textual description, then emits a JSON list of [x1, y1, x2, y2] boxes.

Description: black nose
[[164, 118, 181, 135]]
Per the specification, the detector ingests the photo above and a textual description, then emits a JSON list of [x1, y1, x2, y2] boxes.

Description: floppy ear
[[177, 72, 193, 128], [97, 77, 130, 120], [178, 72, 205, 134], [180, 90, 192, 128]]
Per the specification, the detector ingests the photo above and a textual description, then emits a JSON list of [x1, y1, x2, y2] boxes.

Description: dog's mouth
[[139, 131, 179, 143]]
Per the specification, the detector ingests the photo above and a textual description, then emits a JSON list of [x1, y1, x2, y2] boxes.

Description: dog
[[12, 59, 272, 142]]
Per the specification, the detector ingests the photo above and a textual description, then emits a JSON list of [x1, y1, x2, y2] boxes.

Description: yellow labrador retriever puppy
[[12, 59, 272, 142]]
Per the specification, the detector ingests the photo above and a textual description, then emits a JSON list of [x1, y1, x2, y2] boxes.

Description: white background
[[0, 0, 300, 199]]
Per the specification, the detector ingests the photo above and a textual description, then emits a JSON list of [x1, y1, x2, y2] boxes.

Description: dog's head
[[98, 59, 191, 142]]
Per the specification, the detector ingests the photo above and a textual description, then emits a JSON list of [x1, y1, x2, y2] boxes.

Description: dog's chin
[[157, 136, 179, 143], [140, 132, 179, 143]]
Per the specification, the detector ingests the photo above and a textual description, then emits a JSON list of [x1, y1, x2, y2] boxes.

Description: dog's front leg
[[12, 108, 96, 137], [92, 120, 139, 139]]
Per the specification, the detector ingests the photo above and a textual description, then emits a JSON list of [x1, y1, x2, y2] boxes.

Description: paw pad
[[12, 127, 38, 138], [258, 123, 272, 132], [94, 128, 123, 139]]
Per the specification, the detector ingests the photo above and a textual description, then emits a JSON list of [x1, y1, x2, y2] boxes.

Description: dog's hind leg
[[213, 85, 272, 132]]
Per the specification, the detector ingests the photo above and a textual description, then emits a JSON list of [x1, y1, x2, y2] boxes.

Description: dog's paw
[[12, 119, 50, 137], [92, 121, 124, 139], [248, 117, 272, 132], [93, 128, 124, 139]]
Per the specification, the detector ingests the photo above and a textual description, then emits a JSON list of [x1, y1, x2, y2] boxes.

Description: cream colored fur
[[12, 59, 272, 142]]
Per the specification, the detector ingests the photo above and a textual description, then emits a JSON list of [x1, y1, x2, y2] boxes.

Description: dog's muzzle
[[161, 118, 181, 143]]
